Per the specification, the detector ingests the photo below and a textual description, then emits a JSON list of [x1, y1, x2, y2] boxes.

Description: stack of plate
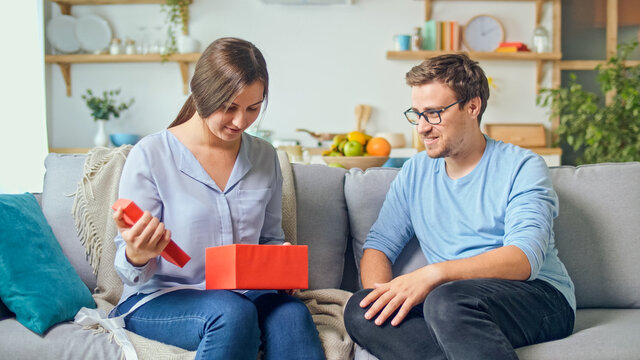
[[46, 14, 112, 54]]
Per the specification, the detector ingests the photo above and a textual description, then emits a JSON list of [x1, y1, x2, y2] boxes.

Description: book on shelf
[[417, 20, 460, 52], [422, 20, 439, 51], [440, 21, 460, 51], [496, 42, 530, 52]]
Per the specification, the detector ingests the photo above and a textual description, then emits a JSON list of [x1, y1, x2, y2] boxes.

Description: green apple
[[343, 140, 364, 156], [328, 162, 346, 168]]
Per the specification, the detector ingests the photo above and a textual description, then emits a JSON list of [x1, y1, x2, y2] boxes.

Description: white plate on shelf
[[75, 15, 112, 54], [46, 15, 80, 54]]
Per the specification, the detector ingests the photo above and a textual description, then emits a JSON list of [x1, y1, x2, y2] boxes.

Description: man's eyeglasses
[[404, 99, 464, 125]]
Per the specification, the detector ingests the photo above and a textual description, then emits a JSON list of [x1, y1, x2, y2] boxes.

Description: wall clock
[[463, 14, 505, 52]]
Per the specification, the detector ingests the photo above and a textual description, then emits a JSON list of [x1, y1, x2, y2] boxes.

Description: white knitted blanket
[[72, 147, 354, 360]]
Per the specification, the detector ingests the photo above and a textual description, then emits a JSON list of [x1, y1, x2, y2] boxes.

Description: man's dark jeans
[[344, 279, 574, 360]]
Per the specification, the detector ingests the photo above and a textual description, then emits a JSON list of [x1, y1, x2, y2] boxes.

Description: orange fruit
[[366, 137, 392, 156], [347, 131, 367, 145]]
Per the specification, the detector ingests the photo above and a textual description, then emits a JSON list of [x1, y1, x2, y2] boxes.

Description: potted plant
[[82, 89, 134, 147], [537, 41, 640, 164], [162, 0, 192, 58]]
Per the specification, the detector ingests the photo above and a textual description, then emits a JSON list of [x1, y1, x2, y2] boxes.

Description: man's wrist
[[422, 262, 448, 286]]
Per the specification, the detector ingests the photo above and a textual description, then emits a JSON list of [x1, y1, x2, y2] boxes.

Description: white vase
[[93, 119, 109, 147], [177, 34, 200, 54]]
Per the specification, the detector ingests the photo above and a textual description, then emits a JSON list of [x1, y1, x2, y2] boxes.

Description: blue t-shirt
[[113, 130, 284, 304], [364, 137, 576, 312]]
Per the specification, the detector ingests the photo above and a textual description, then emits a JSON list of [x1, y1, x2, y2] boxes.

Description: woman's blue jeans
[[111, 289, 325, 360]]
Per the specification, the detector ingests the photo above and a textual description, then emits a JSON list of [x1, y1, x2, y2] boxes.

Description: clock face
[[463, 15, 505, 52]]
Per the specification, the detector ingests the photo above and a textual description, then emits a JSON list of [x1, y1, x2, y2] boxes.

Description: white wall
[[0, 0, 48, 193], [45, 0, 554, 149]]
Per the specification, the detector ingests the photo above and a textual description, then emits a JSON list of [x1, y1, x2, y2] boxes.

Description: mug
[[394, 34, 411, 51]]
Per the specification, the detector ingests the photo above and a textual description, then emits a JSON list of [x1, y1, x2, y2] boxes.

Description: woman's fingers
[[112, 207, 130, 229]]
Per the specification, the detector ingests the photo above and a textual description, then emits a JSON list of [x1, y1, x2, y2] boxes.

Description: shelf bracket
[[535, 60, 543, 94], [56, 63, 72, 97], [55, 2, 72, 15], [535, 0, 543, 26], [178, 61, 190, 95]]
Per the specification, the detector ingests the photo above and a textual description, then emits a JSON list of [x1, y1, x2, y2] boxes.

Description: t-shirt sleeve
[[503, 154, 558, 280], [363, 166, 415, 264]]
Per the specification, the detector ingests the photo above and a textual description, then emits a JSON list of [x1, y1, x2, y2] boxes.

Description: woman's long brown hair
[[169, 37, 269, 128]]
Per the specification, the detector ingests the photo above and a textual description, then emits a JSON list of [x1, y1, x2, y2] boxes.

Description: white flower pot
[[93, 119, 109, 147], [178, 35, 200, 54]]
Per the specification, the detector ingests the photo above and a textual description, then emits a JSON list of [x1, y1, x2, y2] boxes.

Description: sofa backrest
[[550, 162, 640, 308], [41, 154, 352, 292], [343, 163, 640, 309], [42, 154, 97, 291], [292, 164, 351, 289], [344, 168, 428, 289]]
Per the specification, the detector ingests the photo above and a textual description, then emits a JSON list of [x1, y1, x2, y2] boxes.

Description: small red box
[[205, 244, 308, 290]]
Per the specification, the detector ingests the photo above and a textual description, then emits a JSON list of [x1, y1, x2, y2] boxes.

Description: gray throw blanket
[[73, 146, 354, 360]]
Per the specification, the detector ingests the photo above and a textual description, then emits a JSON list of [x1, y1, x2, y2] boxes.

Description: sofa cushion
[[550, 163, 640, 308], [293, 164, 350, 289], [344, 168, 428, 288], [516, 309, 640, 359], [0, 318, 121, 359], [43, 153, 97, 291], [0, 193, 95, 334]]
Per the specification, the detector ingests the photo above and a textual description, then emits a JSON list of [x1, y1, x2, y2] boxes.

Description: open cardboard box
[[205, 244, 308, 290]]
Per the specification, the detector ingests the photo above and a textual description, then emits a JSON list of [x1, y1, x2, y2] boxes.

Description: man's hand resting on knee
[[360, 265, 445, 327]]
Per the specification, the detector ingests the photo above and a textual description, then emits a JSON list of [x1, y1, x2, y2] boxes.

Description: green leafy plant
[[537, 41, 640, 164], [161, 0, 190, 59], [82, 89, 134, 121]]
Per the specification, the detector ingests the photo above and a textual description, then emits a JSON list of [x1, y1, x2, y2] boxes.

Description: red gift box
[[205, 244, 308, 290]]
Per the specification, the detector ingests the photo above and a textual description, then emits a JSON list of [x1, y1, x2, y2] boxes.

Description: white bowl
[[374, 132, 406, 148]]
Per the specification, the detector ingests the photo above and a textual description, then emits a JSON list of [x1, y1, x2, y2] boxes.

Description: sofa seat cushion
[[0, 318, 121, 359], [516, 309, 640, 360]]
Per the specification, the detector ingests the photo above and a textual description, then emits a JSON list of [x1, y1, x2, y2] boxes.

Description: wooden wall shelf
[[391, 0, 562, 94], [387, 51, 562, 61], [52, 0, 192, 15], [45, 53, 201, 96]]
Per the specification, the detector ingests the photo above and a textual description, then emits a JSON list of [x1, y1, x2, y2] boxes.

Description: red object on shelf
[[205, 244, 308, 290], [111, 198, 191, 268], [497, 42, 531, 52]]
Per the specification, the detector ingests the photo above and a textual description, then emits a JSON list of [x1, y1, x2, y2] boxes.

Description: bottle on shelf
[[125, 39, 136, 55], [109, 38, 122, 55], [532, 25, 550, 53], [411, 27, 423, 51]]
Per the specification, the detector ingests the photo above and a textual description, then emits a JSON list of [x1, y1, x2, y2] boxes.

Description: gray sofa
[[1, 153, 639, 359]]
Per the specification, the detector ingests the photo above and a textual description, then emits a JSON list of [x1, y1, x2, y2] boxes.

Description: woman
[[110, 37, 324, 360]]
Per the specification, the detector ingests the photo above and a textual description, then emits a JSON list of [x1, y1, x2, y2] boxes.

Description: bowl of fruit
[[322, 131, 391, 170]]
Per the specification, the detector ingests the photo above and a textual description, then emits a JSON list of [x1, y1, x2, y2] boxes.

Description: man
[[343, 54, 575, 360]]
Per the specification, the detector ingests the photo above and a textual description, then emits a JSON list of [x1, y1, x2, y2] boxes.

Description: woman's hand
[[113, 207, 171, 267]]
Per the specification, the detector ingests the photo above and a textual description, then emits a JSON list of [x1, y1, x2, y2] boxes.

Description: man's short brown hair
[[406, 53, 490, 124]]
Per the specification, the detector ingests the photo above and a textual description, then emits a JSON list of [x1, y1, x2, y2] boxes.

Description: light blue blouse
[[114, 130, 284, 304]]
